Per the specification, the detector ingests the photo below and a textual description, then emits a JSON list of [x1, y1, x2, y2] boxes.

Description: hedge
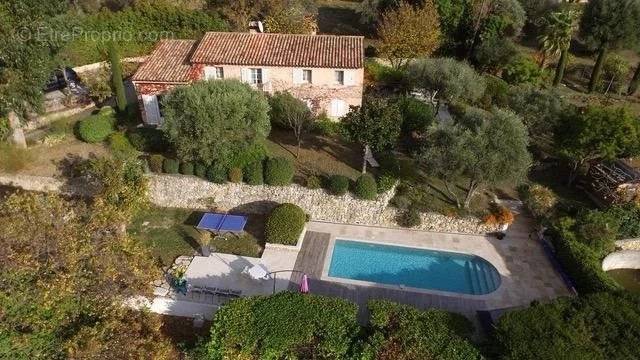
[[194, 162, 207, 179], [354, 174, 377, 200], [265, 203, 307, 245], [264, 157, 294, 186], [228, 167, 243, 183], [163, 158, 180, 174], [126, 127, 168, 153], [77, 109, 115, 143], [328, 175, 349, 195], [206, 163, 227, 184], [180, 162, 194, 175], [306, 175, 322, 189], [107, 132, 137, 158], [362, 300, 481, 360], [208, 292, 358, 359], [148, 154, 164, 173], [243, 161, 263, 185]]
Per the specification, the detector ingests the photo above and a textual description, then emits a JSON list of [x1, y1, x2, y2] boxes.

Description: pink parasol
[[299, 274, 309, 294]]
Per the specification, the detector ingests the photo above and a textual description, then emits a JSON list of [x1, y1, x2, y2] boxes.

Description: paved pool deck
[[291, 216, 571, 318]]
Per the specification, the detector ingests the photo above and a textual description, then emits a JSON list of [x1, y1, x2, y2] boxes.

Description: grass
[[129, 206, 265, 268], [265, 128, 362, 181], [0, 143, 35, 173]]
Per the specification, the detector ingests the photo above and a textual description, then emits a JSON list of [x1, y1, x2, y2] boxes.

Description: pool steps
[[465, 259, 501, 295]]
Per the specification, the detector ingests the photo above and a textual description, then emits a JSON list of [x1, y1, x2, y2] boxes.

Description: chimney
[[248, 21, 264, 34]]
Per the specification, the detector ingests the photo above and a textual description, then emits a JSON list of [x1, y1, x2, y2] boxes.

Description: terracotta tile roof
[[190, 32, 363, 69], [132, 39, 197, 83]]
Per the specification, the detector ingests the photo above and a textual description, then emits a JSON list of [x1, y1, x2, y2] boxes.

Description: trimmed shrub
[[362, 300, 480, 359], [243, 161, 263, 185], [265, 203, 307, 245], [206, 163, 227, 184], [399, 208, 421, 227], [194, 162, 207, 179], [126, 127, 168, 152], [163, 158, 180, 174], [148, 154, 164, 173], [377, 174, 397, 194], [328, 175, 349, 195], [107, 132, 137, 158], [228, 167, 243, 183], [306, 175, 322, 189], [77, 111, 115, 143], [180, 162, 194, 175], [354, 174, 377, 200], [264, 157, 294, 186], [208, 292, 358, 359]]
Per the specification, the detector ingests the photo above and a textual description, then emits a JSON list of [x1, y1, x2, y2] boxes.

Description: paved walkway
[[294, 216, 571, 318]]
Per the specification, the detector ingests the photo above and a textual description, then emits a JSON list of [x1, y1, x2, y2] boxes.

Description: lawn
[[265, 128, 362, 180], [129, 206, 265, 268]]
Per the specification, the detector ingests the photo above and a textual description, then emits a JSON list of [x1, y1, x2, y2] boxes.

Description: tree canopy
[[341, 96, 402, 153], [162, 79, 271, 167], [494, 292, 640, 360], [409, 58, 486, 104], [377, 0, 441, 68], [0, 190, 176, 358], [268, 91, 313, 156], [417, 107, 531, 208], [554, 106, 640, 183]]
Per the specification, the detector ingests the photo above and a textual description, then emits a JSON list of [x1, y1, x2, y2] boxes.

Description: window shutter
[[345, 70, 355, 86], [262, 68, 269, 83], [293, 69, 302, 84], [204, 66, 216, 80], [241, 68, 249, 83]]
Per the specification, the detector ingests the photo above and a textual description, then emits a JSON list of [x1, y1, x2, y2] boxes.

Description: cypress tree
[[108, 43, 127, 112], [628, 62, 640, 95]]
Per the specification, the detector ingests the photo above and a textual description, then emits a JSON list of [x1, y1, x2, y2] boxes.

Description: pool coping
[[320, 236, 503, 301]]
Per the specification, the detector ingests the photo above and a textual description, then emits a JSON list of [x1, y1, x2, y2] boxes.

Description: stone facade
[[0, 173, 498, 235]]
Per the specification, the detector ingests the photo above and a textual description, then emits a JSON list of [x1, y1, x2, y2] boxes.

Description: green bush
[[194, 162, 207, 179], [162, 158, 180, 174], [328, 175, 350, 195], [377, 174, 397, 194], [312, 113, 342, 136], [354, 174, 378, 200], [377, 151, 401, 176], [399, 208, 422, 227], [206, 163, 227, 184], [521, 184, 558, 221], [264, 157, 294, 186], [208, 292, 358, 359], [107, 132, 137, 158], [227, 142, 267, 169], [265, 203, 307, 245], [228, 167, 243, 183], [179, 162, 194, 175], [77, 110, 115, 143], [126, 127, 168, 153], [503, 56, 543, 86], [243, 161, 263, 185], [362, 300, 480, 360], [306, 175, 322, 189], [395, 96, 435, 135], [148, 154, 164, 173]]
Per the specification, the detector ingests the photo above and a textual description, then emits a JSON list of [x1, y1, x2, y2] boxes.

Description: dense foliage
[[494, 292, 640, 360], [108, 43, 127, 112], [243, 160, 264, 185], [207, 292, 358, 359], [77, 107, 116, 143], [409, 58, 486, 104], [264, 203, 307, 246], [377, 0, 441, 68], [341, 97, 401, 153], [361, 300, 482, 359], [264, 157, 294, 186], [328, 174, 350, 196], [163, 158, 180, 174], [126, 127, 168, 152], [162, 80, 270, 168], [0, 177, 175, 357], [474, 37, 519, 75], [395, 96, 435, 137]]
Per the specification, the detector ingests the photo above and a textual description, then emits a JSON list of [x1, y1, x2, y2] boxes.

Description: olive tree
[[162, 79, 270, 167], [416, 108, 531, 208], [268, 91, 313, 157], [408, 58, 486, 109]]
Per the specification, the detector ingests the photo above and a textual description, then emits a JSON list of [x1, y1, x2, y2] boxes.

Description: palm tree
[[538, 9, 579, 87]]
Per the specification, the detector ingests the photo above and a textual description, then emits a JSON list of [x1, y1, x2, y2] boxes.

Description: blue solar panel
[[196, 213, 247, 233]]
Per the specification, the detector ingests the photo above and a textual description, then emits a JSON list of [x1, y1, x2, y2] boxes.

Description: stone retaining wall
[[0, 173, 497, 234], [602, 250, 640, 271], [616, 239, 640, 251]]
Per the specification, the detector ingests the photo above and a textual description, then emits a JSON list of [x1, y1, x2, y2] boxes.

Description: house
[[131, 32, 364, 125]]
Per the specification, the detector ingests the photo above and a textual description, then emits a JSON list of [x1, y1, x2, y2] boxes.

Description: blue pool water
[[328, 240, 501, 295]]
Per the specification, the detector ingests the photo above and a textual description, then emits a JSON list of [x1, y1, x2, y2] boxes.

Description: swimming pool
[[327, 239, 501, 295]]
